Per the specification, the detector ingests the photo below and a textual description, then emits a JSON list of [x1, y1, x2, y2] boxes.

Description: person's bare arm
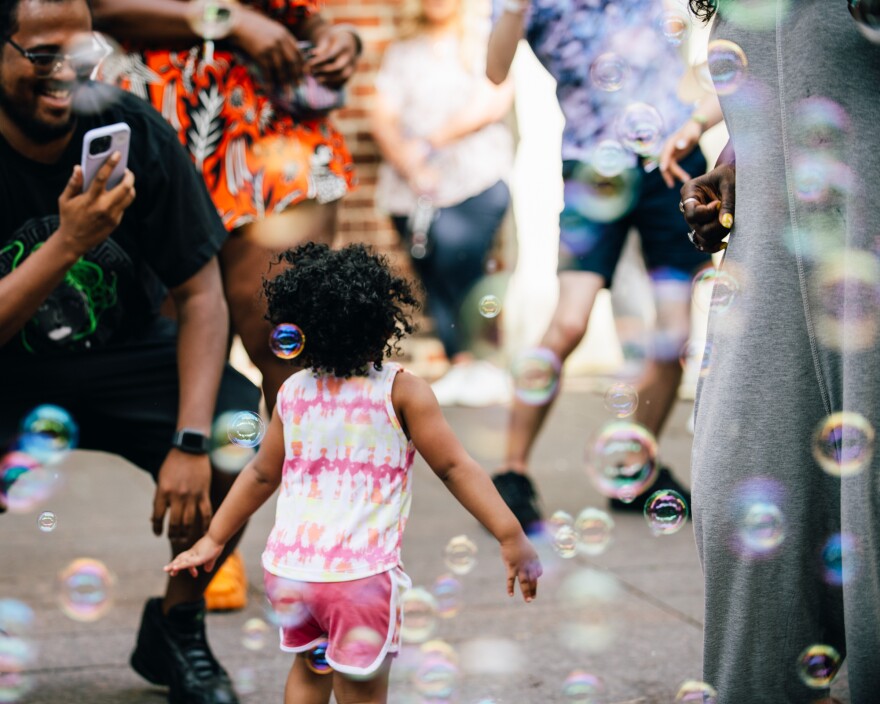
[[393, 372, 541, 600], [370, 93, 427, 184], [487, 3, 527, 84], [426, 78, 515, 150], [659, 92, 724, 187], [0, 157, 135, 347]]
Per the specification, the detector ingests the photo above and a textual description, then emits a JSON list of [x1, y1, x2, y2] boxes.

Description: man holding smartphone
[[0, 1, 259, 703]]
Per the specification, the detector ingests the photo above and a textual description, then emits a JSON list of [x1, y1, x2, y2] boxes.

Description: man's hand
[[152, 449, 213, 541], [680, 163, 736, 254], [306, 26, 359, 88], [500, 532, 542, 602], [56, 154, 136, 257], [230, 6, 305, 87], [165, 534, 224, 578]]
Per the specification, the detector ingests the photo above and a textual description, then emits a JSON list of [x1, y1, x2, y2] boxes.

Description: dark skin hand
[[306, 27, 359, 88], [680, 162, 736, 254], [231, 4, 306, 87]]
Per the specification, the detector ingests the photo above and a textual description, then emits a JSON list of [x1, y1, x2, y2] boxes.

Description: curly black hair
[[688, 0, 717, 22], [263, 242, 420, 378]]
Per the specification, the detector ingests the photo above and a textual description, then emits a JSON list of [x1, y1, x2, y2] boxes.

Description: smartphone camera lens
[[89, 136, 113, 155]]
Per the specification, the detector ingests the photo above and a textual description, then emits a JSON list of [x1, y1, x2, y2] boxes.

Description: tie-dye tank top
[[262, 363, 416, 582]]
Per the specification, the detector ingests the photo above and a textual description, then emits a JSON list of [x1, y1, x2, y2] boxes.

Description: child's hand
[[500, 533, 542, 602], [164, 535, 225, 578]]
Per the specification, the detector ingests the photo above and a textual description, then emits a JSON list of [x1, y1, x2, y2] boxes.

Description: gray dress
[[692, 2, 880, 701]]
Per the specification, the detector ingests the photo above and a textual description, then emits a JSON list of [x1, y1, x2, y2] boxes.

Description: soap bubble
[[547, 510, 574, 537], [58, 558, 115, 622], [269, 323, 306, 360], [675, 679, 718, 703], [617, 103, 664, 156], [796, 644, 842, 688], [644, 490, 688, 536], [400, 588, 438, 644], [186, 0, 238, 41], [590, 139, 633, 179], [812, 412, 874, 477], [432, 575, 463, 619], [586, 422, 659, 503], [561, 670, 604, 703], [305, 639, 333, 675], [338, 626, 384, 678], [241, 618, 269, 651], [603, 382, 638, 418], [210, 411, 256, 473], [0, 600, 35, 638], [707, 39, 748, 95], [478, 295, 502, 319], [227, 411, 265, 448], [553, 525, 578, 559], [739, 502, 785, 555], [512, 348, 561, 406], [561, 161, 640, 224], [1, 452, 63, 514], [589, 53, 628, 92], [573, 508, 614, 556], [37, 511, 57, 533], [444, 535, 477, 576], [18, 405, 78, 464], [0, 635, 36, 703], [414, 645, 459, 701], [659, 9, 690, 46], [820, 532, 859, 586]]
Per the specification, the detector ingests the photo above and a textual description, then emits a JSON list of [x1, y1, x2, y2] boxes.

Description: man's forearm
[[487, 6, 526, 84]]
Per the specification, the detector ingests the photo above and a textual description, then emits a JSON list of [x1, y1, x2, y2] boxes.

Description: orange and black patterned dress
[[120, 0, 356, 231]]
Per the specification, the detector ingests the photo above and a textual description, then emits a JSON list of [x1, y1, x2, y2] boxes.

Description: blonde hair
[[395, 0, 490, 69]]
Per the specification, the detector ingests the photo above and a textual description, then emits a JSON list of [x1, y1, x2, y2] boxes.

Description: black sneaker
[[130, 598, 239, 704], [492, 470, 543, 534], [608, 465, 691, 515]]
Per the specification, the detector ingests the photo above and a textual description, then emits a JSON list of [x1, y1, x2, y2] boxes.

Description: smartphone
[[81, 122, 130, 190]]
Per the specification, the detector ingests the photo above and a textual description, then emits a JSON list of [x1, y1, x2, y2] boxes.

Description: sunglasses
[[5, 33, 112, 78]]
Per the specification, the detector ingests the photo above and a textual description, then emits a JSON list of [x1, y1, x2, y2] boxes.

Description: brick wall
[[322, 0, 401, 253]]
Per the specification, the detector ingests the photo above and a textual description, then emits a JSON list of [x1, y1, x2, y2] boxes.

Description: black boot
[[131, 597, 239, 704]]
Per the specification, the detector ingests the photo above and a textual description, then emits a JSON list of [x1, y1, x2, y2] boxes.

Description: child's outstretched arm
[[165, 409, 286, 577], [392, 372, 542, 601]]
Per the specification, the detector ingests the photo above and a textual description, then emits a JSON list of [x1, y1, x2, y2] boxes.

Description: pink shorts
[[263, 567, 411, 677]]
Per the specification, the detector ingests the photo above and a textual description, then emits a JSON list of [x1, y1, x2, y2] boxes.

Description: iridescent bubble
[[739, 502, 785, 555], [0, 600, 35, 638], [675, 679, 718, 703], [644, 490, 688, 536], [679, 339, 712, 379], [792, 153, 851, 204], [511, 348, 561, 406], [797, 644, 842, 688], [814, 252, 880, 352], [305, 639, 333, 675], [820, 532, 859, 587], [574, 508, 614, 556], [586, 422, 659, 503], [186, 0, 238, 40], [210, 411, 256, 473], [659, 9, 690, 46], [227, 411, 265, 448], [562, 161, 640, 224], [548, 509, 574, 537], [692, 267, 739, 314], [432, 575, 463, 619], [18, 404, 78, 464], [0, 635, 36, 703], [478, 295, 502, 319], [791, 96, 851, 153], [444, 535, 477, 576], [241, 617, 269, 651], [400, 588, 438, 644], [617, 103, 665, 156], [37, 511, 57, 533], [707, 39, 748, 95], [58, 558, 115, 622], [71, 32, 123, 116], [414, 650, 459, 701], [553, 525, 578, 559], [603, 382, 638, 418], [850, 0, 880, 42], [590, 139, 633, 179], [812, 412, 875, 477], [263, 574, 310, 630], [338, 626, 384, 678], [2, 451, 63, 515], [589, 52, 628, 92], [269, 323, 306, 360], [561, 670, 604, 704]]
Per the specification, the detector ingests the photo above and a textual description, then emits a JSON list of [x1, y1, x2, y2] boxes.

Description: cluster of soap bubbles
[[548, 507, 616, 559]]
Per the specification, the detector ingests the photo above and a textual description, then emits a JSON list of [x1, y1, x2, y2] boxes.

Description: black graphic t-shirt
[[0, 87, 227, 359]]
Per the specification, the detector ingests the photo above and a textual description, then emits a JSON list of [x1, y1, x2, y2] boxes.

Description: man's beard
[[0, 82, 76, 144]]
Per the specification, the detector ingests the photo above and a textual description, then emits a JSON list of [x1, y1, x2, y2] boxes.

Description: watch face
[[175, 430, 209, 453]]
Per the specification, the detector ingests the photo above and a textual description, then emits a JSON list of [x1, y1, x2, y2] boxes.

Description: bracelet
[[332, 22, 363, 56], [502, 0, 529, 14]]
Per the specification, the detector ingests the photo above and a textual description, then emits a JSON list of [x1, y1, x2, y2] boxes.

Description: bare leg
[[220, 201, 339, 413], [332, 657, 392, 704], [162, 466, 246, 611], [632, 280, 690, 438], [284, 655, 334, 704], [503, 272, 606, 473]]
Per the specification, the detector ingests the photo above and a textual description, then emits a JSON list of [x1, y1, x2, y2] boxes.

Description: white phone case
[[81, 122, 130, 190]]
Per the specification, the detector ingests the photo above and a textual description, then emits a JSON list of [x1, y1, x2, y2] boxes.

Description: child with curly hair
[[165, 242, 542, 704]]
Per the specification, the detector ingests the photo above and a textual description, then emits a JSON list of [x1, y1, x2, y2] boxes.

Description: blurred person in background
[[682, 1, 880, 701], [372, 0, 515, 408], [487, 0, 710, 531], [92, 0, 360, 610]]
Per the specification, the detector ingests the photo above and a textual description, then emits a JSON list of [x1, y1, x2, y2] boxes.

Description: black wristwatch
[[171, 428, 210, 455]]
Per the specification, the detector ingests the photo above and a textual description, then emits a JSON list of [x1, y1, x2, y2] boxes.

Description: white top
[[374, 34, 514, 213]]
